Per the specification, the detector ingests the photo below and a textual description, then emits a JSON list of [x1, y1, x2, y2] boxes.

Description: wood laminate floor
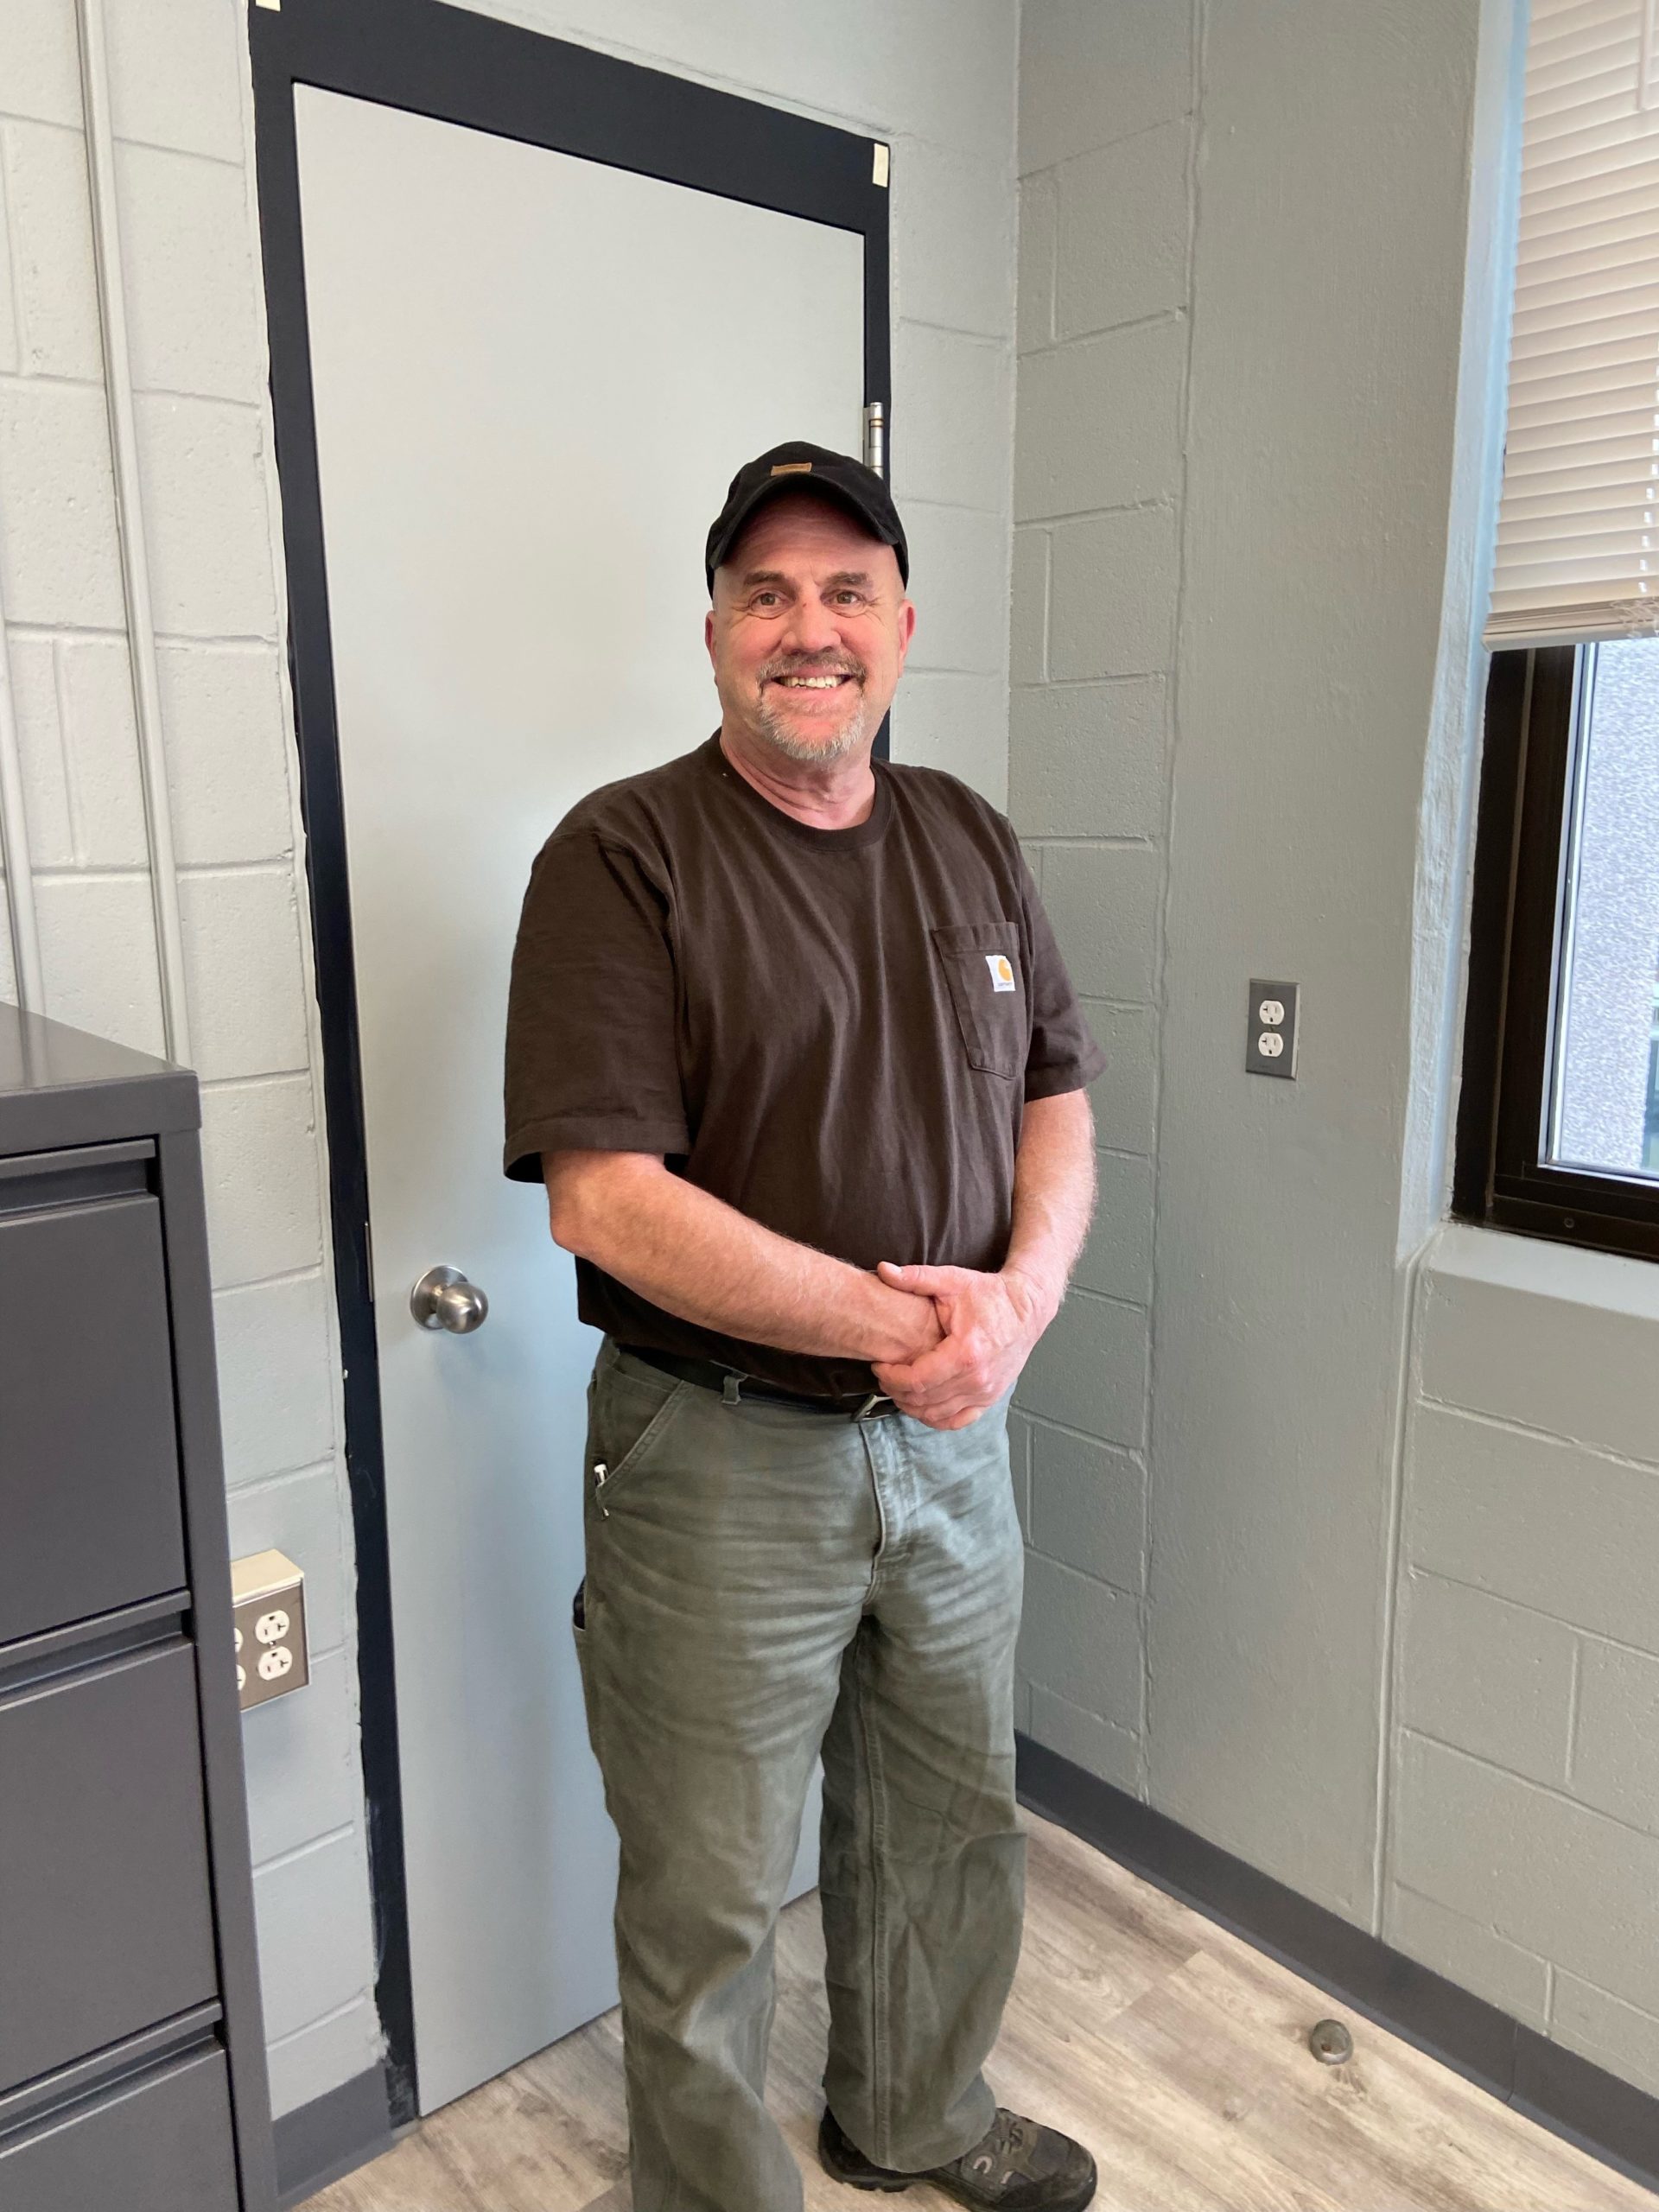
[[308, 1814, 1655, 2211]]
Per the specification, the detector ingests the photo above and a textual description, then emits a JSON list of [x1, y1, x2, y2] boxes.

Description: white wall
[[0, 0, 1019, 2118], [0, 0, 377, 2118]]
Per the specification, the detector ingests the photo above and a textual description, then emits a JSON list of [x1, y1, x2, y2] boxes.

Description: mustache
[[759, 654, 867, 684]]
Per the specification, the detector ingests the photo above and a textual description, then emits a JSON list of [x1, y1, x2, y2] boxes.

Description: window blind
[[1488, 0, 1659, 645]]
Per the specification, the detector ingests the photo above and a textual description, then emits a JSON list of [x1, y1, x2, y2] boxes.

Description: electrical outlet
[[1246, 978, 1300, 1077], [231, 1549, 309, 1711]]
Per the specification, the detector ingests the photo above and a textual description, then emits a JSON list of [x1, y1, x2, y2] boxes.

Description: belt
[[617, 1343, 894, 1421]]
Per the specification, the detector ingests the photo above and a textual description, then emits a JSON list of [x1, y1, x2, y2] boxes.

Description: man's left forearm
[[1000, 1088, 1098, 1324]]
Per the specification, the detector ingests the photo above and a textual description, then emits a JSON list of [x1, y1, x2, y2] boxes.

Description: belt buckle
[[851, 1389, 893, 1421]]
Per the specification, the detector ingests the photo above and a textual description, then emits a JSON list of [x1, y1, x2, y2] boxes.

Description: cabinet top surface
[[0, 1004, 197, 1139]]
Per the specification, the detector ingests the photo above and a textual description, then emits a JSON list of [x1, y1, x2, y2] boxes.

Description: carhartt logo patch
[[770, 461, 813, 475], [986, 952, 1016, 993]]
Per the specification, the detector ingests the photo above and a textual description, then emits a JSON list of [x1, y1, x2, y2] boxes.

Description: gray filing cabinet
[[0, 1005, 277, 2212]]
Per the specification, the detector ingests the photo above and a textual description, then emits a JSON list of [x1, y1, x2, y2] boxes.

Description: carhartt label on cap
[[771, 461, 814, 475], [986, 953, 1016, 993]]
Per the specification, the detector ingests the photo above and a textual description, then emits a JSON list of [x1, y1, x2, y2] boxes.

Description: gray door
[[293, 86, 864, 2113]]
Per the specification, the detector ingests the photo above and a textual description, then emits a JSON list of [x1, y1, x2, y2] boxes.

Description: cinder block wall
[[0, 0, 1019, 2120], [1009, 0, 1659, 2107], [0, 0, 378, 2116], [1390, 1231, 1659, 2093], [1007, 1, 1198, 1794]]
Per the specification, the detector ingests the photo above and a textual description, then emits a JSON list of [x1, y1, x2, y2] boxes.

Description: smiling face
[[705, 493, 915, 768]]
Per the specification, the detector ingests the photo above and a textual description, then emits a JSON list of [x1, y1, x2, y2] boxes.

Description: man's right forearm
[[543, 1149, 938, 1366]]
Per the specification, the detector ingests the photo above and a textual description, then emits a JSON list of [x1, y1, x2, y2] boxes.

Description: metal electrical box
[[231, 1551, 309, 1711]]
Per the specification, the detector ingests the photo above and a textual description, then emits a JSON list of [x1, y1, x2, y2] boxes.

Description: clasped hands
[[869, 1260, 1056, 1432]]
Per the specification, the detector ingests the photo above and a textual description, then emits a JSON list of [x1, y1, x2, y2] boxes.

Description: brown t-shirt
[[503, 731, 1105, 1396]]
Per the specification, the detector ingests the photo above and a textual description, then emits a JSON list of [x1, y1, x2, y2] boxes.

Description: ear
[[895, 595, 917, 672], [704, 606, 716, 667]]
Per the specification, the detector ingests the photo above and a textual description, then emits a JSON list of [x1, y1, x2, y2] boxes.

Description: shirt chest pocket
[[930, 921, 1026, 1082]]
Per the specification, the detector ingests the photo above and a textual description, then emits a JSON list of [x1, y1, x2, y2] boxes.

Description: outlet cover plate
[[232, 1548, 309, 1710], [1247, 979, 1300, 1077]]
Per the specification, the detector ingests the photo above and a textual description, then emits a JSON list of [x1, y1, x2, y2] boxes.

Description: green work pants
[[575, 1337, 1027, 2212]]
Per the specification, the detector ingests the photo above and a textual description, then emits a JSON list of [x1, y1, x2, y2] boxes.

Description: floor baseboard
[[1015, 1732, 1659, 2200], [275, 2062, 399, 2209]]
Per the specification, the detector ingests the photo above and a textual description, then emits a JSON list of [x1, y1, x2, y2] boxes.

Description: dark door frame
[[245, 0, 893, 2122]]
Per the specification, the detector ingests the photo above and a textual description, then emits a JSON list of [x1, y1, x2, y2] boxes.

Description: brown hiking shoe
[[818, 2105, 1097, 2210]]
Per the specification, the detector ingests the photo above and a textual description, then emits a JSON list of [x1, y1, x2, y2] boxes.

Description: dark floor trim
[[275, 2063, 399, 2209], [1016, 1733, 1659, 2200]]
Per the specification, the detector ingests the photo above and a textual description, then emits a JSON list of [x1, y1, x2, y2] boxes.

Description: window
[[1458, 643, 1659, 1258], [1553, 642, 1659, 1181], [1459, 2, 1659, 1261]]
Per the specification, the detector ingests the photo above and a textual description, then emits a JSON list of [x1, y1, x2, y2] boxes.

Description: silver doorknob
[[410, 1265, 489, 1334]]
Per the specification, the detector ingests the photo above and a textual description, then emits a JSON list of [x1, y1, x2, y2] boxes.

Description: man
[[503, 442, 1103, 2212]]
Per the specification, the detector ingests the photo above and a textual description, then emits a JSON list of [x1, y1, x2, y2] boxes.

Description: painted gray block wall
[[1007, 0, 1198, 1800], [1008, 0, 1464, 1882], [1008, 0, 1659, 2108], [0, 0, 1018, 2119], [1389, 1229, 1659, 2094], [1147, 0, 1484, 1921]]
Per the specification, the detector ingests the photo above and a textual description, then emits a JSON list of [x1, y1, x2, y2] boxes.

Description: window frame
[[1455, 644, 1659, 1263]]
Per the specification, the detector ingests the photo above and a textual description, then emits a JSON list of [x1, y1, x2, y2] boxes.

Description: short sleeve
[[502, 830, 690, 1182], [1019, 850, 1108, 1103]]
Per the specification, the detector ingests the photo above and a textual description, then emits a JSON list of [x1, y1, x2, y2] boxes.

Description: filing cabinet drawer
[[0, 2044, 238, 2212], [0, 1188, 186, 1648], [0, 1639, 219, 2093]]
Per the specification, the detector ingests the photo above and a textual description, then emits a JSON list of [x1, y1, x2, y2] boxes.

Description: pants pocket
[[571, 1585, 602, 1758], [590, 1357, 695, 1509]]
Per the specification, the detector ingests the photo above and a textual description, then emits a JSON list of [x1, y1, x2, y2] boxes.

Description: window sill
[[1422, 1219, 1659, 1325]]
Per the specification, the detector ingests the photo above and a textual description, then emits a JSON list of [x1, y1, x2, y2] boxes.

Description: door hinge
[[862, 400, 886, 479]]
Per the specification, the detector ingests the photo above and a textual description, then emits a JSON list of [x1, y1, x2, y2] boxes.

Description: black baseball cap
[[705, 440, 909, 594]]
